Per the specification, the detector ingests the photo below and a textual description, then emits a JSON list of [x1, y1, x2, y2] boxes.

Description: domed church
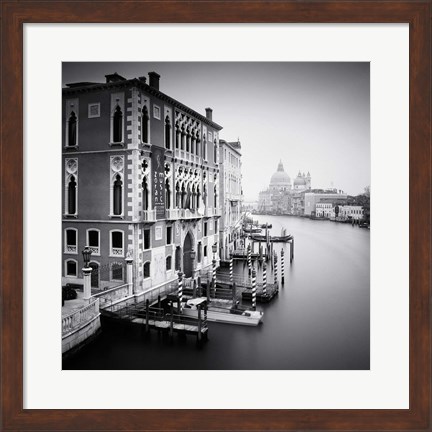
[[270, 161, 291, 191], [258, 161, 311, 214]]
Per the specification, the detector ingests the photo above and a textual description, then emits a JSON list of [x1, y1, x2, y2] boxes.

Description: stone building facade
[[62, 71, 222, 295], [219, 139, 243, 260]]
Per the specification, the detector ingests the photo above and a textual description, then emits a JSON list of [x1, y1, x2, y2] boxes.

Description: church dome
[[270, 161, 291, 187]]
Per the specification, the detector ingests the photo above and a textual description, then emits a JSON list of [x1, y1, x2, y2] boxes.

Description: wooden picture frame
[[1, 1, 430, 430]]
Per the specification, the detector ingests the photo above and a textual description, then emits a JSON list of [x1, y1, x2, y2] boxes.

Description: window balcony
[[111, 247, 123, 257], [179, 208, 202, 220], [65, 245, 77, 254], [204, 208, 213, 217], [142, 209, 156, 222], [88, 246, 99, 255], [166, 208, 180, 220]]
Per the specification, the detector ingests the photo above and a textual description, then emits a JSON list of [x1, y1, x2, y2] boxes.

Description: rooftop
[[64, 72, 223, 131]]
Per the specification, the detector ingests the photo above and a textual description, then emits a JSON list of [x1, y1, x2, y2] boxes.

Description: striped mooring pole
[[212, 257, 217, 291], [247, 244, 252, 275], [281, 248, 285, 285], [251, 266, 257, 311], [262, 260, 267, 296], [274, 252, 278, 291], [229, 253, 234, 284], [177, 271, 183, 312]]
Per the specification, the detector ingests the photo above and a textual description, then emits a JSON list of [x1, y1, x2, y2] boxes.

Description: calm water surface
[[63, 215, 370, 370]]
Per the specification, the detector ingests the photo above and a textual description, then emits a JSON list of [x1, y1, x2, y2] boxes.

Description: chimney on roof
[[105, 72, 126, 83], [148, 72, 160, 90], [205, 108, 213, 121], [138, 76, 147, 84]]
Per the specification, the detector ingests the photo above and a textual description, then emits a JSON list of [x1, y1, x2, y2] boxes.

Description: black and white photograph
[[61, 62, 370, 370]]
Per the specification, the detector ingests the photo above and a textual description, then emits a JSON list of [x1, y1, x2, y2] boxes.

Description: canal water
[[63, 215, 370, 370]]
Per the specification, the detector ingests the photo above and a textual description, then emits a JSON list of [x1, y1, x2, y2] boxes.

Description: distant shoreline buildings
[[258, 161, 366, 221]]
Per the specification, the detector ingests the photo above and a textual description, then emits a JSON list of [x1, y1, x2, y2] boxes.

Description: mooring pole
[[197, 275, 202, 297], [232, 282, 237, 308], [169, 304, 174, 339], [281, 248, 285, 285], [204, 301, 208, 331], [247, 243, 252, 276], [158, 295, 161, 310], [177, 271, 183, 312], [251, 266, 257, 311], [229, 253, 234, 284], [274, 252, 278, 291], [197, 304, 202, 343], [262, 260, 267, 296], [290, 238, 294, 263], [145, 299, 150, 333], [206, 281, 210, 303], [192, 279, 197, 298]]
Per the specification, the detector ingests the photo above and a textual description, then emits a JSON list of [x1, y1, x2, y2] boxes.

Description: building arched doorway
[[183, 232, 193, 277]]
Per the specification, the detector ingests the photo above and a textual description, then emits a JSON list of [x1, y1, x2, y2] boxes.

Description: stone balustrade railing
[[62, 298, 100, 337], [143, 209, 156, 222], [92, 283, 131, 310]]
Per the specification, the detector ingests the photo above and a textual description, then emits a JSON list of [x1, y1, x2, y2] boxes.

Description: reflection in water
[[63, 215, 370, 370]]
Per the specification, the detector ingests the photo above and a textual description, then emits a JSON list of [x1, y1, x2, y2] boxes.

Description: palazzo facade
[[62, 71, 222, 295]]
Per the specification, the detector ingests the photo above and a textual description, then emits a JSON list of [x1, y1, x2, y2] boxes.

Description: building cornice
[[63, 79, 223, 131]]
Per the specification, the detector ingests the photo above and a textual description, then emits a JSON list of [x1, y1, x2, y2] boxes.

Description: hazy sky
[[63, 62, 370, 200]]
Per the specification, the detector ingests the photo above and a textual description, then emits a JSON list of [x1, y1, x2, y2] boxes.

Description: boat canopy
[[186, 297, 207, 307]]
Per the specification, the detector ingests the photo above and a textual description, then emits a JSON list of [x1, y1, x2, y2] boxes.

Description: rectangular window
[[112, 263, 123, 281], [214, 220, 218, 232], [204, 222, 208, 237], [204, 246, 208, 257], [88, 103, 100, 118], [144, 229, 151, 250], [166, 226, 172, 244], [66, 260, 77, 276], [111, 231, 123, 256], [153, 105, 161, 120]]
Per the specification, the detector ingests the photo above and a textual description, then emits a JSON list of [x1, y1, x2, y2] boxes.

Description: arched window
[[197, 242, 202, 263], [196, 186, 201, 210], [175, 182, 180, 208], [165, 179, 171, 209], [196, 133, 200, 157], [110, 230, 124, 256], [68, 175, 77, 215], [142, 177, 149, 211], [65, 259, 78, 277], [175, 247, 181, 270], [213, 139, 218, 163], [87, 229, 100, 255], [166, 256, 172, 271], [142, 106, 149, 143], [68, 111, 77, 147], [143, 261, 151, 279], [191, 185, 196, 210], [181, 184, 186, 208], [203, 136, 207, 160], [113, 106, 123, 143], [165, 116, 171, 149], [181, 126, 185, 150], [175, 123, 180, 149], [113, 174, 122, 215], [65, 228, 77, 253], [186, 127, 190, 152], [214, 184, 217, 208]]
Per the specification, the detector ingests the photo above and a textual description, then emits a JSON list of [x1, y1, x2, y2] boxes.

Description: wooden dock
[[101, 300, 209, 343]]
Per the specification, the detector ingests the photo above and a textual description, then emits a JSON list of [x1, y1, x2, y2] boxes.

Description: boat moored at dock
[[182, 297, 264, 326]]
